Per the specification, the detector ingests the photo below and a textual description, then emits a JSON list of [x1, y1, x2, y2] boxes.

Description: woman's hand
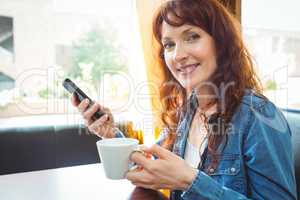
[[71, 94, 116, 138], [126, 145, 198, 191]]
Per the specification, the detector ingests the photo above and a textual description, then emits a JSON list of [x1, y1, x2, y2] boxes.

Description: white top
[[184, 139, 207, 168], [184, 104, 216, 168]]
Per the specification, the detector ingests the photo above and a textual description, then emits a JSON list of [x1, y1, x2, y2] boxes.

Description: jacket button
[[209, 168, 215, 173], [230, 167, 236, 173]]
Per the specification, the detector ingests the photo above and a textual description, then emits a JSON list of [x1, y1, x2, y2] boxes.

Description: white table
[[0, 163, 135, 200]]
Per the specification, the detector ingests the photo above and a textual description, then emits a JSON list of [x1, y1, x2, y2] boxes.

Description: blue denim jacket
[[159, 90, 297, 200], [117, 89, 297, 199]]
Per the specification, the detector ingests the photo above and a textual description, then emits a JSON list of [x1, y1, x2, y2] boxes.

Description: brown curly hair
[[152, 0, 263, 157]]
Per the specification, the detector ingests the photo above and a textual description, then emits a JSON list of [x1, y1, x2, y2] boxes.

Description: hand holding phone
[[63, 78, 118, 138], [63, 78, 105, 121]]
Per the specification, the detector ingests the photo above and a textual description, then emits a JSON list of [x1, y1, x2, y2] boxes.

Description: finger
[[90, 114, 109, 128], [83, 103, 101, 120], [129, 165, 143, 172], [71, 93, 80, 106], [137, 145, 153, 159], [85, 118, 94, 127], [137, 145, 148, 151], [77, 99, 90, 113], [130, 151, 152, 168], [88, 114, 109, 133], [142, 144, 171, 159], [126, 171, 158, 190], [126, 169, 151, 183]]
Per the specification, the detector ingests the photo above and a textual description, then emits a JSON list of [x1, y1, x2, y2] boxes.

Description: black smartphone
[[62, 78, 105, 120]]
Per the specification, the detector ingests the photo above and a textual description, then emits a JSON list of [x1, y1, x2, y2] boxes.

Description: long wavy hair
[[152, 0, 263, 159]]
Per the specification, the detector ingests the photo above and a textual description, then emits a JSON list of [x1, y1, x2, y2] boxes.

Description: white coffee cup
[[96, 138, 140, 180]]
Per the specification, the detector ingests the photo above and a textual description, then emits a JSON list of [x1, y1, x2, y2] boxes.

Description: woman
[[72, 0, 297, 199]]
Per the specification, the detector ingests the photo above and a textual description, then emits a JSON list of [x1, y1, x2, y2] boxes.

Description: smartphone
[[62, 78, 105, 120]]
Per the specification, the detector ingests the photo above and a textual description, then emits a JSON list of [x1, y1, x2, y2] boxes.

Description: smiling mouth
[[177, 63, 200, 75]]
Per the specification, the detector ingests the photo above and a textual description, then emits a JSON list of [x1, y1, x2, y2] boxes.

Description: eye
[[162, 41, 175, 50], [186, 33, 200, 42]]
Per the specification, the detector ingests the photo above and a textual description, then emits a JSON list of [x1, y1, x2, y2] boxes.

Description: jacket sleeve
[[181, 102, 297, 200]]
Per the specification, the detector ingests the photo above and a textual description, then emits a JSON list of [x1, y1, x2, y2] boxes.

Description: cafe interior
[[0, 0, 300, 199]]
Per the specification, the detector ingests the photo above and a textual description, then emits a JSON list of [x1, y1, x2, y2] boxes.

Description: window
[[242, 0, 300, 109], [0, 0, 151, 130], [0, 16, 14, 61]]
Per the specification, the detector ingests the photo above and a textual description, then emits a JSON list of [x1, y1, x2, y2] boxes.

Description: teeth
[[179, 64, 198, 74]]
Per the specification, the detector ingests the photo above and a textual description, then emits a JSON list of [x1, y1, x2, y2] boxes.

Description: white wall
[[0, 0, 54, 79], [0, 0, 98, 92]]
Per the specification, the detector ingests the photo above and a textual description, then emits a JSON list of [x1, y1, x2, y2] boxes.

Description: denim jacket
[[159, 89, 297, 200], [116, 89, 297, 199]]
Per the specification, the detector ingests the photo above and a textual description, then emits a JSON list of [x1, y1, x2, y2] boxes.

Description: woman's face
[[161, 21, 217, 95]]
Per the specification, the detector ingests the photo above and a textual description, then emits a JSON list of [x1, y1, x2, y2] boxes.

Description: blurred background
[[0, 0, 300, 143], [1, 2, 300, 196], [0, 0, 154, 140]]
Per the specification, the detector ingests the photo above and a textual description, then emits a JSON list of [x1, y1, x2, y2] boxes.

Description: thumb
[[71, 93, 80, 106], [142, 144, 172, 159]]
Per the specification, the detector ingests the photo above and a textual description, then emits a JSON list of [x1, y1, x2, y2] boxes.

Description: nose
[[173, 44, 188, 63]]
